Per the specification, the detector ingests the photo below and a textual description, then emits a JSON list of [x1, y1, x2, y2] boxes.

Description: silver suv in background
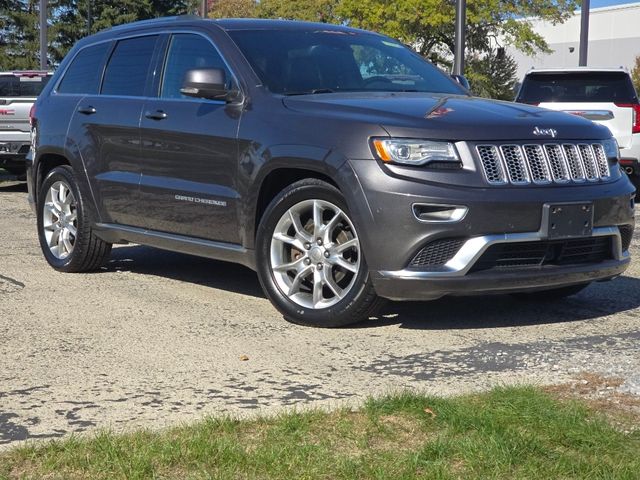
[[515, 68, 640, 186], [0, 71, 52, 176]]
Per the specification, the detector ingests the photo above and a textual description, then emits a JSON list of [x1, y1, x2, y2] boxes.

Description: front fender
[[238, 143, 371, 250]]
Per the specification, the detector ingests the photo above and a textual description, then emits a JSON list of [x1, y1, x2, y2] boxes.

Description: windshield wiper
[[284, 88, 336, 96]]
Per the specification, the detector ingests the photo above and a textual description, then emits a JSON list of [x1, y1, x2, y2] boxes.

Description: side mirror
[[180, 68, 230, 101], [451, 74, 470, 91]]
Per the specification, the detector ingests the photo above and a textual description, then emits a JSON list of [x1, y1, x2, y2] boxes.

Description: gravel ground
[[1, 176, 639, 449]]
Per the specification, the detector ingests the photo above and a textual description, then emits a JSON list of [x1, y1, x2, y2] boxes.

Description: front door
[[138, 33, 242, 243]]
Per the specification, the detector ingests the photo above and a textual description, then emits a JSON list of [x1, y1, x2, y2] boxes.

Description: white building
[[507, 2, 640, 80]]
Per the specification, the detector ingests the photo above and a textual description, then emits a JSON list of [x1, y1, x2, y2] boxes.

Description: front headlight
[[602, 137, 620, 160], [371, 138, 460, 166]]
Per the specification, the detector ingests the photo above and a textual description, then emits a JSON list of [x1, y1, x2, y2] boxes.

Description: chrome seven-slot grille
[[476, 143, 610, 185]]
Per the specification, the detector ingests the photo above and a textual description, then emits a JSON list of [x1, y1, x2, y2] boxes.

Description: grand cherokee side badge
[[533, 126, 558, 138]]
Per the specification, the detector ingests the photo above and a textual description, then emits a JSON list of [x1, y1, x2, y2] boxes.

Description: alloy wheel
[[270, 199, 361, 309], [42, 181, 78, 260]]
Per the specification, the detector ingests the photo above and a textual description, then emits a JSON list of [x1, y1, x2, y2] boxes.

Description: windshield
[[228, 29, 465, 96], [0, 74, 51, 97], [517, 72, 638, 104]]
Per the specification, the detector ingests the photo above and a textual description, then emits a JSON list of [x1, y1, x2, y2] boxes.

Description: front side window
[[102, 36, 158, 97], [161, 33, 232, 99], [58, 42, 111, 94], [228, 29, 465, 96]]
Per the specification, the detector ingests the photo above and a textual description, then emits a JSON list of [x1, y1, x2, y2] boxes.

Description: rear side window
[[0, 74, 51, 97], [102, 36, 158, 97], [161, 34, 232, 99], [58, 43, 111, 94], [517, 72, 638, 104]]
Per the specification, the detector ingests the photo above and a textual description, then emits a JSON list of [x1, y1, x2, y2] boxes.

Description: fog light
[[412, 204, 468, 223]]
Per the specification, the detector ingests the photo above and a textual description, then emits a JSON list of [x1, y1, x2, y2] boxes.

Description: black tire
[[37, 165, 112, 272], [511, 283, 589, 302], [256, 178, 384, 327]]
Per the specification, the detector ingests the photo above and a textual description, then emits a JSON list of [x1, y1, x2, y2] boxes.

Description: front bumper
[[346, 159, 635, 301], [371, 227, 630, 300]]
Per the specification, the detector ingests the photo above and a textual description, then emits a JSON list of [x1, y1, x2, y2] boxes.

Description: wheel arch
[[254, 167, 339, 234], [33, 146, 101, 224], [35, 151, 71, 205]]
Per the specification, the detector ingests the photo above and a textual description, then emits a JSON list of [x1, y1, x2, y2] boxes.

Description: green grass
[[1, 386, 639, 479]]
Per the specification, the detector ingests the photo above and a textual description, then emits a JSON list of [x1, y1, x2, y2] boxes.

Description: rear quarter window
[[0, 74, 51, 97], [57, 42, 111, 94], [517, 72, 638, 104]]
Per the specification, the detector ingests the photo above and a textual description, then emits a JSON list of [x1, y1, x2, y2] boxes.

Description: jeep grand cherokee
[[27, 17, 636, 327]]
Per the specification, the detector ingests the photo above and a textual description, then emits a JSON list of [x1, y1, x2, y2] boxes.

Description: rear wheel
[[37, 165, 112, 272], [511, 283, 589, 302], [256, 179, 383, 327]]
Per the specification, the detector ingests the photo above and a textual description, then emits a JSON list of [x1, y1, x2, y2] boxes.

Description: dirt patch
[[544, 372, 640, 432]]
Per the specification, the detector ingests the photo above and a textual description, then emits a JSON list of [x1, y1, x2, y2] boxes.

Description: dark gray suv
[[27, 17, 636, 327]]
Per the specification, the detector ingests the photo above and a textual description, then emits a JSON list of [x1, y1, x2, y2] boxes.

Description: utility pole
[[201, 0, 208, 18], [453, 0, 466, 75], [39, 0, 47, 70], [579, 0, 590, 66]]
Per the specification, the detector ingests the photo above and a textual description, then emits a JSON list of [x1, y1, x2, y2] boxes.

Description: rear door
[[516, 71, 638, 148], [137, 32, 242, 243], [0, 72, 50, 153], [66, 35, 161, 227]]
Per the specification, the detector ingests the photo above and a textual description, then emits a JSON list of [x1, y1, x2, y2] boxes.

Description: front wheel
[[256, 179, 383, 327]]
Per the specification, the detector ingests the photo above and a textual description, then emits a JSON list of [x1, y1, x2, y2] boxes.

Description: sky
[[589, 0, 639, 8]]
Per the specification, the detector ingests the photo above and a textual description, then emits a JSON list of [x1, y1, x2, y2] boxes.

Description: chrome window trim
[[53, 28, 243, 104]]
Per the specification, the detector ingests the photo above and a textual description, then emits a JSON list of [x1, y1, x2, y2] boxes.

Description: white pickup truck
[[0, 71, 52, 176], [515, 67, 640, 188]]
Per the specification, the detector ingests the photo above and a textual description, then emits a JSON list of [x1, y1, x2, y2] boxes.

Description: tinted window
[[228, 29, 464, 95], [0, 74, 51, 97], [161, 34, 232, 99], [58, 42, 110, 94], [518, 72, 638, 104], [102, 36, 158, 97]]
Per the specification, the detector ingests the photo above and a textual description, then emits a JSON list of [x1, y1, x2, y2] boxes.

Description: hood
[[282, 92, 611, 141]]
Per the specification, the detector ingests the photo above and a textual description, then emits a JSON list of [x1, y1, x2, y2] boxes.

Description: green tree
[[0, 0, 50, 69], [50, 0, 197, 62], [257, 0, 338, 23], [337, 0, 578, 65], [631, 55, 640, 95], [0, 0, 198, 69], [208, 0, 257, 19], [466, 48, 518, 100]]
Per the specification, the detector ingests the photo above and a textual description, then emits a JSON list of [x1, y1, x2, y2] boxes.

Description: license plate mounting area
[[540, 203, 594, 239]]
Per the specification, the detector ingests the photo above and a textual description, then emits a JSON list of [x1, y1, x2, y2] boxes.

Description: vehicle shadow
[[365, 275, 640, 330], [107, 244, 264, 298], [107, 244, 640, 330], [0, 181, 27, 193]]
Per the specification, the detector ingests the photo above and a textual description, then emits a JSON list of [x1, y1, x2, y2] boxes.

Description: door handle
[[77, 106, 97, 115], [145, 110, 168, 120]]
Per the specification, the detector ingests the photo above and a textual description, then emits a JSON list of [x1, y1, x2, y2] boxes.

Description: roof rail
[[108, 15, 202, 31]]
